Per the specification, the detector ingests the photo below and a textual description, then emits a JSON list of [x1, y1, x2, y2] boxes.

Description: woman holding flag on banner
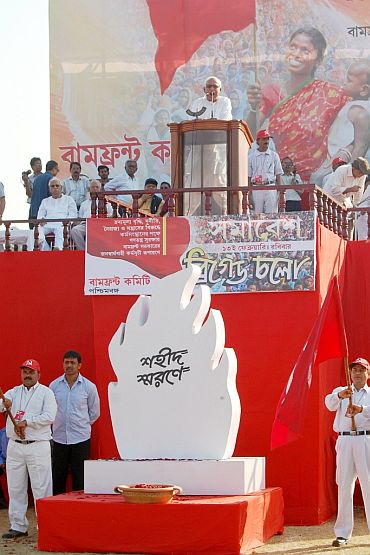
[[247, 26, 348, 180]]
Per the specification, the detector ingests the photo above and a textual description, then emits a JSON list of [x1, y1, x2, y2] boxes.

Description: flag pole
[[344, 356, 356, 432], [253, 22, 260, 131]]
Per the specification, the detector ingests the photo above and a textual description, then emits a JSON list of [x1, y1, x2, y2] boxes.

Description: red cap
[[332, 157, 345, 168], [256, 129, 272, 140], [20, 359, 40, 372], [349, 357, 370, 370]]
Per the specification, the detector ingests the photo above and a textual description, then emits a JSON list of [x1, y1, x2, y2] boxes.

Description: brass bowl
[[114, 484, 182, 504]]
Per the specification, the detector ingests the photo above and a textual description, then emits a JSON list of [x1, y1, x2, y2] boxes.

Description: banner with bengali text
[[85, 212, 316, 295], [50, 0, 370, 185]]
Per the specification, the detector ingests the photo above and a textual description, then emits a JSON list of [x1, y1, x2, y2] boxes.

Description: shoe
[[2, 529, 28, 539], [332, 537, 348, 547]]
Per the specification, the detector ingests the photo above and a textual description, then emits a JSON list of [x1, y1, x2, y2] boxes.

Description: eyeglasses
[[50, 184, 60, 188]]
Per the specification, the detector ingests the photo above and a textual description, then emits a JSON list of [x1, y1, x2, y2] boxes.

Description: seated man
[[37, 178, 78, 250], [138, 178, 164, 216], [71, 180, 112, 250], [159, 181, 171, 216]]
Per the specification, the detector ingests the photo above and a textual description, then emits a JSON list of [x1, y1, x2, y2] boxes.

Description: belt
[[338, 431, 370, 436], [14, 440, 36, 444], [252, 180, 275, 185]]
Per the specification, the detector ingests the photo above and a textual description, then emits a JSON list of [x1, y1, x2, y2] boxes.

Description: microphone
[[211, 91, 214, 118]]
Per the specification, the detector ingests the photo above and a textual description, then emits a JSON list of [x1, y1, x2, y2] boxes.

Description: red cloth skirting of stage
[[37, 487, 283, 554]]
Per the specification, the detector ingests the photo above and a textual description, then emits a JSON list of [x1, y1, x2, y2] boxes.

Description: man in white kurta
[[184, 76, 232, 215], [70, 180, 113, 250], [323, 158, 369, 208], [325, 357, 370, 547], [37, 178, 78, 250], [0, 359, 57, 538]]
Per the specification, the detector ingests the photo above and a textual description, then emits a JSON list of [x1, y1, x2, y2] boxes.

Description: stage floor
[[37, 487, 284, 554]]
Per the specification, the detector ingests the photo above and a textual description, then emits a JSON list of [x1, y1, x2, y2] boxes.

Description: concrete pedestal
[[84, 457, 265, 495]]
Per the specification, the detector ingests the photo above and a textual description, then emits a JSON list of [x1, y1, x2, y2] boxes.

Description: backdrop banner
[[85, 212, 316, 294], [50, 0, 370, 184]]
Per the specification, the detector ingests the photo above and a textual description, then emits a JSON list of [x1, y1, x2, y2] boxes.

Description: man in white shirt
[[280, 157, 303, 212], [190, 76, 232, 120], [323, 157, 369, 208], [0, 359, 57, 539], [321, 157, 347, 188], [355, 175, 370, 240], [62, 162, 90, 209], [325, 357, 370, 548], [248, 129, 283, 213], [184, 76, 232, 215], [37, 178, 78, 250], [70, 180, 113, 250], [104, 159, 138, 205]]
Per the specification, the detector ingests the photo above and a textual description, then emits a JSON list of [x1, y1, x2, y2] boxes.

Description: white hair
[[205, 76, 222, 88]]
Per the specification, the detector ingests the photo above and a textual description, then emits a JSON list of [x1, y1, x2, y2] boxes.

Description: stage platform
[[37, 487, 284, 554]]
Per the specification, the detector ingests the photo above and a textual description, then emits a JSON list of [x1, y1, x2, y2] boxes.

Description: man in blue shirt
[[30, 160, 59, 219], [49, 351, 100, 494]]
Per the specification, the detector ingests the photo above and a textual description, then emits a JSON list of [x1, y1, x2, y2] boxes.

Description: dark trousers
[[285, 200, 301, 212], [52, 439, 90, 495]]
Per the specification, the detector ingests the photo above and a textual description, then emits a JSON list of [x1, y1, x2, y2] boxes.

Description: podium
[[169, 119, 253, 215]]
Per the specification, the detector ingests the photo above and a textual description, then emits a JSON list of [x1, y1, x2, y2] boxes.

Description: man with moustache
[[49, 351, 100, 495], [325, 358, 370, 547], [248, 129, 283, 213], [0, 359, 57, 539], [62, 162, 90, 210]]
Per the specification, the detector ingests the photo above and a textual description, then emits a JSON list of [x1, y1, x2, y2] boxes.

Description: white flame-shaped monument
[[108, 265, 241, 460]]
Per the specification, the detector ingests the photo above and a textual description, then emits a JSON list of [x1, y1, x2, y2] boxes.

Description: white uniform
[[184, 95, 232, 215], [0, 383, 57, 533], [325, 385, 370, 539], [248, 148, 283, 213]]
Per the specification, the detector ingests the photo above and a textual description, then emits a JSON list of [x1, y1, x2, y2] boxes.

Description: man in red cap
[[0, 359, 57, 539], [248, 129, 283, 213], [325, 357, 370, 547]]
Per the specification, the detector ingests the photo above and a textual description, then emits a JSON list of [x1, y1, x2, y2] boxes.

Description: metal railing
[[1, 184, 369, 251]]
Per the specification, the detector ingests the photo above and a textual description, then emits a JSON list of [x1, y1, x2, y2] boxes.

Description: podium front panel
[[183, 129, 228, 216]]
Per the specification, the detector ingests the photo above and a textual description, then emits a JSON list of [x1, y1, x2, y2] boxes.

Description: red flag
[[271, 278, 348, 450], [147, 0, 256, 94]]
